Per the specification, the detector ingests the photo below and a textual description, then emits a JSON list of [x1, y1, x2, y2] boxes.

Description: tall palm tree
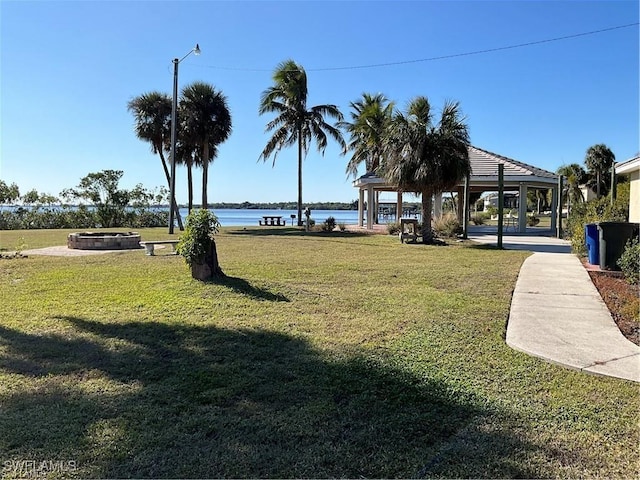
[[381, 96, 470, 243], [557, 163, 586, 216], [180, 82, 232, 210], [174, 132, 197, 214], [341, 93, 394, 177], [127, 91, 184, 229], [259, 60, 346, 226], [585, 144, 615, 198]]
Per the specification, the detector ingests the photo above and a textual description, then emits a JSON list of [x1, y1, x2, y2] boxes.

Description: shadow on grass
[[226, 227, 371, 238], [207, 275, 289, 302], [0, 318, 552, 478]]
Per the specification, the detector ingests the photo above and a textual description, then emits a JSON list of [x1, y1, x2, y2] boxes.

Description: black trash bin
[[584, 223, 599, 265], [597, 222, 639, 270]]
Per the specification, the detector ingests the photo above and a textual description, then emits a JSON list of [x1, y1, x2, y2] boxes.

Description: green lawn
[[0, 228, 637, 478]]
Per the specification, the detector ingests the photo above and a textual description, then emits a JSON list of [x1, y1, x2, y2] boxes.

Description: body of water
[[180, 208, 364, 227], [1, 205, 407, 227]]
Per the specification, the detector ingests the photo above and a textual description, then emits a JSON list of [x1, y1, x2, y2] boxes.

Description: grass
[[0, 227, 638, 478]]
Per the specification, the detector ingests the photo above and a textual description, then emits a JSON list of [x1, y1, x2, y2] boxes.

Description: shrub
[[432, 214, 462, 238], [177, 209, 220, 267], [321, 216, 337, 232], [617, 238, 639, 285], [566, 197, 628, 255], [386, 222, 400, 235], [527, 214, 540, 227], [470, 215, 485, 225], [338, 222, 347, 232]]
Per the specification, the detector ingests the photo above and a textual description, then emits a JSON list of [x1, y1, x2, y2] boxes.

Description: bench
[[139, 240, 179, 256]]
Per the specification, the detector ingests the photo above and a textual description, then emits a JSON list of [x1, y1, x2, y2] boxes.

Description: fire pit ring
[[67, 232, 141, 250]]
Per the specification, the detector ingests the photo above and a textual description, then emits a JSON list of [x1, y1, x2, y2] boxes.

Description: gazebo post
[[556, 176, 563, 238], [367, 185, 375, 229], [550, 184, 558, 235], [396, 191, 402, 222], [518, 183, 528, 232], [433, 192, 442, 218], [462, 174, 470, 239], [358, 188, 364, 227]]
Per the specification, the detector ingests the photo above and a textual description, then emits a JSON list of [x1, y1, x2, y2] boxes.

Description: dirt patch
[[588, 269, 640, 346]]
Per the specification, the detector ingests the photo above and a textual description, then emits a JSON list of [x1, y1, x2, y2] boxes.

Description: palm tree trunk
[[297, 127, 303, 227], [421, 189, 434, 243], [596, 171, 601, 198], [202, 140, 209, 210], [158, 151, 184, 230], [187, 163, 194, 214]]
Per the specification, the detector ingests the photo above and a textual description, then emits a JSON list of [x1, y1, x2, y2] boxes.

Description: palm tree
[[174, 132, 197, 214], [127, 91, 184, 229], [180, 82, 232, 210], [341, 93, 394, 177], [259, 60, 346, 226], [381, 96, 470, 243], [557, 163, 586, 216], [585, 144, 615, 198]]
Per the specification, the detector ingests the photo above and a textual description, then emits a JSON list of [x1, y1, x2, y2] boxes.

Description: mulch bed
[[586, 265, 640, 346]]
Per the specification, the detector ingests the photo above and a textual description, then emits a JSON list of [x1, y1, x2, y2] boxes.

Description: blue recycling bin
[[584, 223, 599, 265]]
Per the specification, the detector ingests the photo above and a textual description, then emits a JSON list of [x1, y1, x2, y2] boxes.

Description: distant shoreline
[[1, 201, 422, 210]]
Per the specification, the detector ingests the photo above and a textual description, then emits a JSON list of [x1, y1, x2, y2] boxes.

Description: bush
[[617, 238, 639, 285], [321, 216, 337, 232], [527, 214, 540, 227], [386, 222, 400, 235], [566, 197, 628, 255], [0, 205, 168, 230], [432, 214, 462, 238], [470, 215, 485, 225], [176, 209, 220, 267], [338, 222, 347, 232]]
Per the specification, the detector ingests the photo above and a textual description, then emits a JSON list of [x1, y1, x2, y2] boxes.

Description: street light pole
[[168, 44, 200, 234]]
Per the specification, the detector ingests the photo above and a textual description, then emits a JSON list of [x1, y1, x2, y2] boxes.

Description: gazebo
[[353, 146, 560, 234]]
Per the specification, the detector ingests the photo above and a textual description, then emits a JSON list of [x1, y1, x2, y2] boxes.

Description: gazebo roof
[[353, 145, 559, 190]]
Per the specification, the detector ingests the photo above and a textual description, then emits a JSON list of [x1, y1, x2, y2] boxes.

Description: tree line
[[0, 171, 169, 230], [556, 143, 618, 212]]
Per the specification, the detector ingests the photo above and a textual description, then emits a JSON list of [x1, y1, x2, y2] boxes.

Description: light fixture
[[168, 44, 201, 234]]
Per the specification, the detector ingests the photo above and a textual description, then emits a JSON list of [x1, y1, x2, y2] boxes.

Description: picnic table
[[259, 215, 286, 226]]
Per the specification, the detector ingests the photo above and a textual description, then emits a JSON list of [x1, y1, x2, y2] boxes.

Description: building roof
[[615, 155, 640, 175], [468, 146, 557, 180], [353, 145, 559, 190]]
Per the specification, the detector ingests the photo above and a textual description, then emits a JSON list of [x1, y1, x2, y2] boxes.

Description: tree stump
[[191, 240, 224, 281]]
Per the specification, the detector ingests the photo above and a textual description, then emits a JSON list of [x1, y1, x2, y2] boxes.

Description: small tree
[[177, 209, 224, 280], [61, 170, 155, 228], [0, 180, 20, 205]]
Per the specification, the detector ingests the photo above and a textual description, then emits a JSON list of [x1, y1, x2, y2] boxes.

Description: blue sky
[[1, 0, 638, 204]]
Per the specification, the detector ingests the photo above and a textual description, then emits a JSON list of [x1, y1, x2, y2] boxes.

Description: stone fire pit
[[67, 232, 141, 250]]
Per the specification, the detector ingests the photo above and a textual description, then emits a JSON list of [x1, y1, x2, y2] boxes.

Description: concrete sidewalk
[[507, 252, 640, 382]]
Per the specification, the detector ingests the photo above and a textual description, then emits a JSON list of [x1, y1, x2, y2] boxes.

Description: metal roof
[[468, 146, 557, 179]]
